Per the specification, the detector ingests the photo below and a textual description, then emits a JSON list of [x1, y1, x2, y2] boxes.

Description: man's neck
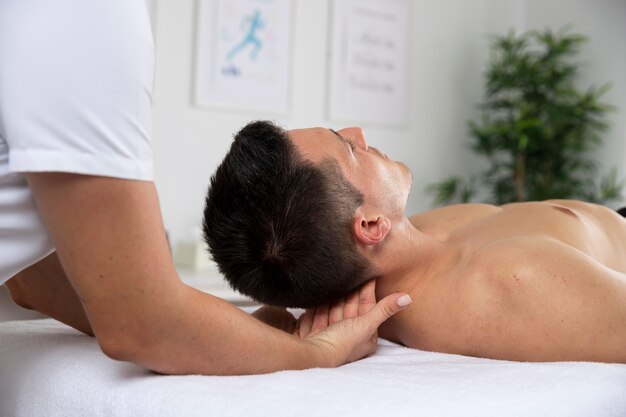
[[373, 217, 454, 301]]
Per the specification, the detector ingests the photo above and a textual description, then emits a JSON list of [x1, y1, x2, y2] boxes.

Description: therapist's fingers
[[328, 298, 345, 324], [310, 304, 330, 336], [358, 279, 378, 316], [305, 291, 412, 367], [343, 290, 360, 319], [361, 292, 413, 334], [297, 308, 314, 338]]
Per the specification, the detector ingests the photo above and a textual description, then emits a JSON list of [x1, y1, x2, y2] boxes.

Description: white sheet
[[1, 318, 626, 417]]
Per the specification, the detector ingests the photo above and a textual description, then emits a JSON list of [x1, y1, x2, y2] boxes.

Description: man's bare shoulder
[[462, 235, 624, 287], [453, 236, 626, 362], [459, 236, 614, 302]]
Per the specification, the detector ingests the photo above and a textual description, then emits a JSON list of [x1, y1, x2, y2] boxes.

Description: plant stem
[[514, 153, 526, 201]]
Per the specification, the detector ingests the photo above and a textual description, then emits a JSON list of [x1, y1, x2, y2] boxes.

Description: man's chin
[[398, 161, 413, 207], [398, 161, 413, 183]]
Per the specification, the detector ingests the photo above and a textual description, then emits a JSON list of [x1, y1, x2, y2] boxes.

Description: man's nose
[[339, 127, 368, 151]]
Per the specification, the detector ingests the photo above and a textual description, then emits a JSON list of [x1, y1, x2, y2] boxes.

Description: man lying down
[[203, 120, 626, 363]]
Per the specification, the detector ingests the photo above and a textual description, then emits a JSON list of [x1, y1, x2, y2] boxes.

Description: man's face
[[288, 127, 412, 219]]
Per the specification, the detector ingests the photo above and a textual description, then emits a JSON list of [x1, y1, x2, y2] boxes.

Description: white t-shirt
[[0, 0, 155, 284]]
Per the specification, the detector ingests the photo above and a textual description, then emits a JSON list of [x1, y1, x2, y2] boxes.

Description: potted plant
[[429, 27, 623, 206]]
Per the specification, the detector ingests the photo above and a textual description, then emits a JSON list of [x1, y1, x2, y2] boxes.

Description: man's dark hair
[[203, 120, 375, 308]]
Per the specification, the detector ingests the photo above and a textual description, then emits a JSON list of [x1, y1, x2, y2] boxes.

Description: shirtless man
[[204, 120, 626, 363]]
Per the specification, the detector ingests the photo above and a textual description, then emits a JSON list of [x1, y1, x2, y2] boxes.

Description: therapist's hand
[[296, 286, 361, 338], [297, 280, 412, 367]]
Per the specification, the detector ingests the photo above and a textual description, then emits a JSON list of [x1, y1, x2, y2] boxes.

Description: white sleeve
[[0, 0, 154, 180]]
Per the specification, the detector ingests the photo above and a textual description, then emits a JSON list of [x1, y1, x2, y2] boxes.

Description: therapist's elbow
[[96, 326, 154, 364], [98, 333, 182, 375], [97, 333, 137, 362], [96, 326, 171, 373]]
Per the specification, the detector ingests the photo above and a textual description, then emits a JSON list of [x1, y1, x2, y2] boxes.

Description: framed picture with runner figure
[[194, 0, 294, 114]]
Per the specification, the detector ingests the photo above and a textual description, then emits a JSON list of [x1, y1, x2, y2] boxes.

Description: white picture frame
[[328, 0, 410, 126], [194, 0, 294, 114]]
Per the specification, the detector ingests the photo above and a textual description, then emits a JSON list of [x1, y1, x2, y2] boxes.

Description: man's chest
[[414, 202, 594, 250]]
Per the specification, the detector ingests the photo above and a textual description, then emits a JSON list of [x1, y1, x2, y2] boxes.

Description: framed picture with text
[[328, 0, 410, 126]]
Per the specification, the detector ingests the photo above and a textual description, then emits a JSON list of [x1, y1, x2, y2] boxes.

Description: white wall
[[152, 0, 520, 247]]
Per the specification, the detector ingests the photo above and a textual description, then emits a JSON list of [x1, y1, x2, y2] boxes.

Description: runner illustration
[[227, 9, 265, 61]]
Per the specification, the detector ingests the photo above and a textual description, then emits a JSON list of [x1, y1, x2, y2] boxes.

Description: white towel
[[1, 318, 625, 417]]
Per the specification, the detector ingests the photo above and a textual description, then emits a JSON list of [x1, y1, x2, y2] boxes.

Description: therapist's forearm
[[105, 283, 319, 375], [7, 254, 316, 374]]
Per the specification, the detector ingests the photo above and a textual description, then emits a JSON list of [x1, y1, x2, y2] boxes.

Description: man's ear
[[353, 213, 391, 246]]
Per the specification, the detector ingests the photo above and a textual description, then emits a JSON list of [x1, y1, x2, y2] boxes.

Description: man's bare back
[[377, 200, 626, 363]]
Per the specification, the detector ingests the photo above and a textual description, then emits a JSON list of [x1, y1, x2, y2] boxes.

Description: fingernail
[[397, 294, 412, 307]]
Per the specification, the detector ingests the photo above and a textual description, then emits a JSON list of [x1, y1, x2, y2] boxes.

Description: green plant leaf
[[428, 26, 623, 206]]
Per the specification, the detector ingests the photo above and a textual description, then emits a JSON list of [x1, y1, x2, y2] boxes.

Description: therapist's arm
[[25, 173, 410, 375]]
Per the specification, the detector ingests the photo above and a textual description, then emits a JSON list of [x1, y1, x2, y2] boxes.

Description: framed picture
[[194, 0, 294, 114], [328, 0, 410, 126]]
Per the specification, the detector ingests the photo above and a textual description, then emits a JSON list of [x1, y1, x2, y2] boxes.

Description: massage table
[[1, 317, 626, 417]]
